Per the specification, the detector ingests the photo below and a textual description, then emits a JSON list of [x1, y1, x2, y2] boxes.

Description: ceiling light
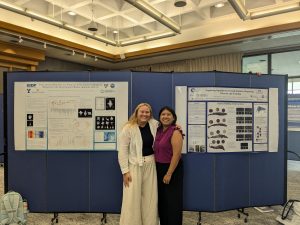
[[120, 53, 126, 60], [113, 30, 119, 34], [43, 42, 47, 48], [88, 20, 98, 32], [18, 36, 23, 43], [63, 24, 115, 46], [215, 2, 225, 8], [174, 0, 186, 7], [88, 0, 98, 32], [64, 24, 91, 35], [67, 11, 76, 16]]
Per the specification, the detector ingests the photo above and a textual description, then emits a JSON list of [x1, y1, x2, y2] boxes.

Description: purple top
[[154, 125, 176, 163]]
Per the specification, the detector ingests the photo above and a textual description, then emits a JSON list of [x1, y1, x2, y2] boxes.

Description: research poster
[[14, 82, 128, 151], [176, 86, 278, 153], [288, 94, 300, 131]]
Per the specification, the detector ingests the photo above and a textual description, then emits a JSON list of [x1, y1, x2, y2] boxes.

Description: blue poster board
[[4, 71, 287, 213]]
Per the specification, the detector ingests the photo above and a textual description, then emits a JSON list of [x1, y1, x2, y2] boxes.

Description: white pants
[[120, 155, 158, 225]]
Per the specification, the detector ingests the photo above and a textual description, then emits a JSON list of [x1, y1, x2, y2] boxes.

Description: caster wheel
[[244, 218, 248, 223], [238, 214, 240, 218]]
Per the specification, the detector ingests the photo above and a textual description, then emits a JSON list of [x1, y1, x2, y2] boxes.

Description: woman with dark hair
[[154, 106, 184, 225]]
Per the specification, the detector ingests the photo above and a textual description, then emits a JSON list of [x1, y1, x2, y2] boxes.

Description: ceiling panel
[[0, 0, 300, 69]]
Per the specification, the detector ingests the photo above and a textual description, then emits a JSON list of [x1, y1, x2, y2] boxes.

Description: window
[[242, 55, 268, 74], [272, 50, 300, 77]]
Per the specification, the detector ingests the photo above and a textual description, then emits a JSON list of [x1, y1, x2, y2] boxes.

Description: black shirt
[[139, 122, 154, 156]]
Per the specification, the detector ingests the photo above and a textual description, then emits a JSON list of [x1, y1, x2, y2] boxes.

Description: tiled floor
[[288, 160, 300, 171]]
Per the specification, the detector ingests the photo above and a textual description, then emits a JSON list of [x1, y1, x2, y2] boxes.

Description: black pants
[[156, 161, 183, 225]]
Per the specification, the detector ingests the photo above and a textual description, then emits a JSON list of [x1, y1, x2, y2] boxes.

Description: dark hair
[[158, 106, 177, 126]]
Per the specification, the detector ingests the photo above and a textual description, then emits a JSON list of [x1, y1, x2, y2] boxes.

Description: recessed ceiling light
[[214, 2, 225, 8], [67, 11, 76, 16], [113, 30, 119, 34]]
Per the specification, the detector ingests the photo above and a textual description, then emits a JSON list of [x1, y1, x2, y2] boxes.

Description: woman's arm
[[163, 130, 183, 184], [118, 127, 131, 174], [118, 127, 133, 187]]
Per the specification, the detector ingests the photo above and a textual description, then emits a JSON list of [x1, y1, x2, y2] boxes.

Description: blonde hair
[[126, 103, 153, 126]]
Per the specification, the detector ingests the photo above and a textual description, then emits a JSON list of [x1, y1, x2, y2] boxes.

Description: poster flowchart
[[176, 87, 278, 153], [14, 82, 128, 151]]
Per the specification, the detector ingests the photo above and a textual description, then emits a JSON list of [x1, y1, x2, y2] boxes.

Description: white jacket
[[118, 118, 158, 174]]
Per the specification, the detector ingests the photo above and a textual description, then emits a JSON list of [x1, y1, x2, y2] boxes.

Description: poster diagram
[[14, 82, 128, 151], [176, 86, 278, 153]]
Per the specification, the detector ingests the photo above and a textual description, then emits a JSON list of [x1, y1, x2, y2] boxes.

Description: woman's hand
[[163, 173, 172, 184], [123, 172, 132, 187]]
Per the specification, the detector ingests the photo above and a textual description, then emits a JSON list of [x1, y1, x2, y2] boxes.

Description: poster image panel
[[14, 82, 128, 151], [188, 125, 206, 153], [207, 102, 253, 153], [253, 103, 268, 152], [188, 102, 206, 124]]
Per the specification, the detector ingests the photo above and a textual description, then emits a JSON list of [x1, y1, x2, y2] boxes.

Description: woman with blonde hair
[[118, 103, 159, 225]]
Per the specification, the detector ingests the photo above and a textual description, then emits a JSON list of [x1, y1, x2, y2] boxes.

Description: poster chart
[[176, 87, 279, 153], [14, 82, 128, 151], [287, 94, 300, 131]]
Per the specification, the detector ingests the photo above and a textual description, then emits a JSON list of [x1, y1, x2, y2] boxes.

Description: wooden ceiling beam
[[0, 61, 29, 70], [0, 40, 45, 61], [0, 54, 39, 66], [2, 20, 300, 61], [124, 21, 300, 59], [0, 21, 115, 60]]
